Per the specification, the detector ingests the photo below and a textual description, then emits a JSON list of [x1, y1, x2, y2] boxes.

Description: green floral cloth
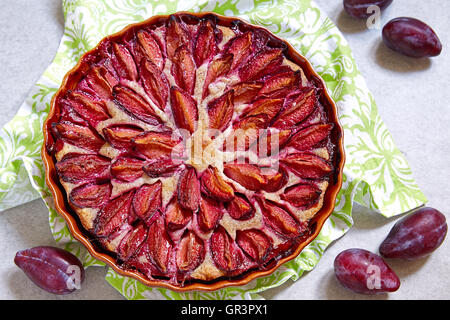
[[0, 0, 427, 299]]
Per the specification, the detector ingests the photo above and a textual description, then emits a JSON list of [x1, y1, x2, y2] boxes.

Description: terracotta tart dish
[[42, 12, 345, 291]]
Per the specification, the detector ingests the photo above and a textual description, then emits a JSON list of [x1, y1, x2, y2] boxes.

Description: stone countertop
[[0, 0, 448, 300]]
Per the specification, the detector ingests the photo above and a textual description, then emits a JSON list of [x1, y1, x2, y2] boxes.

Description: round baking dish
[[42, 11, 345, 292]]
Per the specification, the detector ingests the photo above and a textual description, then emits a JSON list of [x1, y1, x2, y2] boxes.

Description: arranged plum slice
[[176, 230, 205, 272], [281, 152, 332, 179], [132, 181, 162, 222], [210, 226, 243, 272], [69, 183, 111, 208], [239, 48, 283, 81], [110, 156, 145, 182], [113, 85, 162, 125], [171, 45, 196, 95], [117, 223, 148, 262], [56, 153, 110, 183], [177, 166, 201, 212], [94, 190, 134, 237], [62, 91, 110, 126], [236, 229, 273, 263], [146, 215, 172, 273], [165, 197, 193, 231], [272, 89, 317, 129], [281, 183, 322, 208], [52, 122, 105, 152], [194, 19, 218, 66], [139, 58, 169, 110], [103, 124, 144, 150], [225, 193, 255, 220], [207, 90, 234, 131], [83, 65, 118, 100], [143, 157, 181, 178], [202, 54, 233, 99], [201, 166, 235, 202], [136, 29, 165, 70], [256, 197, 307, 239], [223, 162, 267, 191], [111, 42, 138, 81], [50, 14, 338, 286], [170, 86, 198, 134], [132, 130, 180, 159], [165, 15, 190, 60], [286, 124, 333, 150], [197, 196, 224, 232]]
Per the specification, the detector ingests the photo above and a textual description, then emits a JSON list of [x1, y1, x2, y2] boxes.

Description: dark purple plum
[[14, 246, 85, 295], [343, 0, 393, 19], [382, 17, 442, 58], [334, 248, 400, 294], [379, 207, 447, 260]]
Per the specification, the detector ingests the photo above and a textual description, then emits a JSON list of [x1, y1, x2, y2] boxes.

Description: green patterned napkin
[[0, 0, 427, 299]]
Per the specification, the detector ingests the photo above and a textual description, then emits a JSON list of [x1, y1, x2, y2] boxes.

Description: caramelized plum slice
[[139, 59, 169, 110], [232, 81, 263, 105], [257, 197, 306, 239], [103, 124, 144, 150], [281, 152, 332, 179], [286, 124, 333, 150], [201, 166, 234, 202], [146, 216, 172, 273], [176, 230, 205, 272], [177, 166, 201, 212], [272, 89, 316, 129], [132, 130, 180, 159], [262, 167, 289, 193], [165, 198, 193, 231], [225, 32, 252, 71], [117, 223, 148, 262], [52, 122, 104, 152], [171, 45, 196, 95], [94, 190, 134, 237], [194, 19, 218, 66], [143, 157, 181, 178], [166, 15, 190, 60], [207, 90, 234, 131], [225, 193, 255, 220], [84, 65, 118, 100], [236, 229, 273, 263], [132, 181, 162, 222], [56, 154, 110, 183], [110, 156, 145, 182], [198, 197, 224, 232], [64, 91, 110, 125], [210, 226, 243, 272], [136, 29, 164, 70], [223, 163, 267, 191], [258, 70, 299, 98], [111, 42, 138, 81], [256, 129, 291, 157], [113, 85, 162, 125], [242, 98, 284, 125], [239, 48, 283, 81], [170, 86, 198, 134], [281, 183, 322, 207], [202, 54, 233, 99], [69, 183, 111, 208]]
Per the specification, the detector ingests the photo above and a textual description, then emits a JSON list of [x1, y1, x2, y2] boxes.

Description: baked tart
[[43, 12, 344, 290]]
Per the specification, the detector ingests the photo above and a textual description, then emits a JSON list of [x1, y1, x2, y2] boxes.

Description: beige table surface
[[0, 0, 448, 300]]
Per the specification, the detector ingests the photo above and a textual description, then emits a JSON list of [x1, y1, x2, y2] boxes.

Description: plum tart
[[43, 12, 344, 289]]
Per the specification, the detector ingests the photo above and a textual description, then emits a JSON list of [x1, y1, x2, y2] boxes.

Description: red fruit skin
[[344, 0, 393, 19], [379, 207, 447, 260], [14, 246, 85, 295], [382, 17, 442, 58], [334, 248, 400, 295]]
